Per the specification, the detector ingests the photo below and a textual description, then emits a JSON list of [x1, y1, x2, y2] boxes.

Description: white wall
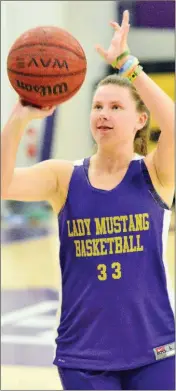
[[128, 28, 174, 61], [53, 1, 116, 160]]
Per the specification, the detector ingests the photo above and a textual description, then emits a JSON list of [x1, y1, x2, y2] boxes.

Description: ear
[[136, 112, 148, 132]]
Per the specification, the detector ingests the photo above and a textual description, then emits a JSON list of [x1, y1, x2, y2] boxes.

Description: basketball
[[7, 26, 87, 107]]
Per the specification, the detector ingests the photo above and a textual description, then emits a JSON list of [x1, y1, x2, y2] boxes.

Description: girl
[[1, 10, 175, 390]]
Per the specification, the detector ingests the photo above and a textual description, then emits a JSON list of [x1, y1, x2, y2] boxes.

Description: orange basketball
[[7, 26, 87, 107]]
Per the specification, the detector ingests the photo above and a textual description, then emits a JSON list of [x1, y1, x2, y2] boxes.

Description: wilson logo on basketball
[[16, 80, 68, 96], [16, 57, 69, 70]]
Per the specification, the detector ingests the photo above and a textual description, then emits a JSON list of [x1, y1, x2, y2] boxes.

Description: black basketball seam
[[7, 68, 86, 78], [8, 43, 86, 60]]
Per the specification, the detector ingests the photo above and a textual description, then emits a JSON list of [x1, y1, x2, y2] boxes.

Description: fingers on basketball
[[37, 106, 56, 117], [20, 98, 55, 115]]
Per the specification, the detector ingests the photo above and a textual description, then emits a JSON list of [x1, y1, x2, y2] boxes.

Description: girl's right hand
[[12, 99, 56, 123]]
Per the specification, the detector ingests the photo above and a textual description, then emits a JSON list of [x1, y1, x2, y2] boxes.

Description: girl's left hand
[[95, 10, 130, 68]]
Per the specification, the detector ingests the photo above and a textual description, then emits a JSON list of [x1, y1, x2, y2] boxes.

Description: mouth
[[97, 126, 113, 132]]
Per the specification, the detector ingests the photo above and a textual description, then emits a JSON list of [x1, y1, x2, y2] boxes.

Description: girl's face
[[90, 84, 146, 149]]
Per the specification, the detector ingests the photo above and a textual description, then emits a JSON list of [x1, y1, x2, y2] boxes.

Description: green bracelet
[[111, 50, 130, 68], [128, 65, 143, 82]]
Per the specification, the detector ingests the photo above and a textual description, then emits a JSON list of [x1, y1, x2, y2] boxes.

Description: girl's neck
[[93, 146, 135, 173]]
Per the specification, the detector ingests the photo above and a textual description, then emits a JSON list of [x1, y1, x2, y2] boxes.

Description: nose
[[98, 112, 109, 120]]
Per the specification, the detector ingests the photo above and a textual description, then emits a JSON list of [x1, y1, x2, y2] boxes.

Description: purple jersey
[[53, 157, 175, 370]]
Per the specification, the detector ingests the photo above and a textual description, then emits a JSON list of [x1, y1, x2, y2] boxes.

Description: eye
[[112, 104, 120, 110], [93, 104, 102, 110]]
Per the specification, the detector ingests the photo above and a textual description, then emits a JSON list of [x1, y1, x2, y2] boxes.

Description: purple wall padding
[[135, 1, 175, 29], [118, 0, 175, 29]]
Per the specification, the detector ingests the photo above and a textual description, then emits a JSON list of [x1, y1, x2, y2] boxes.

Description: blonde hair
[[95, 74, 150, 156]]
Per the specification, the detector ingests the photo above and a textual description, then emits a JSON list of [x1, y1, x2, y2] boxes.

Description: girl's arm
[[133, 71, 174, 187], [96, 9, 174, 188]]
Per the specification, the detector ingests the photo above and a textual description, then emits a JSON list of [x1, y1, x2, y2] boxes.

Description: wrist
[[119, 56, 139, 75], [10, 105, 30, 128], [111, 49, 131, 69], [115, 55, 131, 70], [116, 55, 143, 83]]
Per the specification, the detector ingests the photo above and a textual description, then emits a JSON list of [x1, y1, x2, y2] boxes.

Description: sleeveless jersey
[[53, 157, 175, 370]]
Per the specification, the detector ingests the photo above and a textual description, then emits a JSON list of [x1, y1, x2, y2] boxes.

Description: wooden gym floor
[[1, 209, 175, 390]]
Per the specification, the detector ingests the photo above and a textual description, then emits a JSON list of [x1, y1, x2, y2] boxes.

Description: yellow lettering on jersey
[[92, 239, 101, 256], [115, 237, 123, 253], [106, 237, 114, 254], [129, 235, 136, 252], [113, 216, 121, 233], [143, 213, 150, 230], [85, 240, 93, 256], [77, 219, 86, 236], [105, 217, 114, 234], [67, 220, 73, 237], [72, 220, 79, 236], [136, 234, 144, 251], [94, 218, 107, 235], [123, 235, 130, 253], [84, 219, 91, 235], [97, 264, 107, 281], [99, 238, 108, 255], [121, 215, 128, 232], [111, 262, 122, 279], [135, 214, 143, 231], [67, 218, 91, 237], [129, 214, 136, 232], [74, 240, 81, 256], [80, 239, 87, 256]]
